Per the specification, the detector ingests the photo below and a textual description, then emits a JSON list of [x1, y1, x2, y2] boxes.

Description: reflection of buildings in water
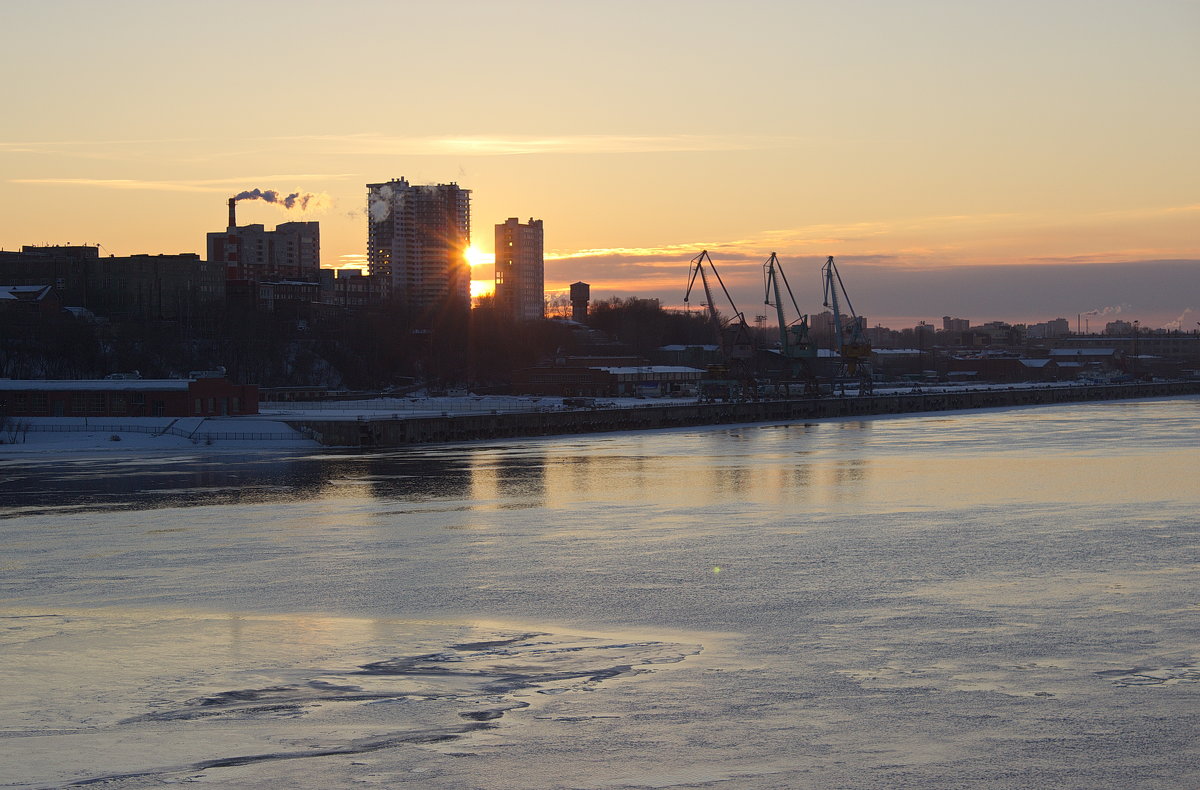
[[543, 451, 650, 508], [825, 459, 871, 503], [3, 452, 342, 514], [468, 452, 548, 508], [353, 453, 474, 503], [707, 463, 751, 503], [225, 613, 245, 661], [788, 462, 813, 493]]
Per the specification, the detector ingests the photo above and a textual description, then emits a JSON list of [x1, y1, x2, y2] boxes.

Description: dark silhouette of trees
[[587, 297, 718, 356]]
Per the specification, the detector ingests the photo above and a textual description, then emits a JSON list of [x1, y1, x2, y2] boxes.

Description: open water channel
[[2, 397, 1198, 788]]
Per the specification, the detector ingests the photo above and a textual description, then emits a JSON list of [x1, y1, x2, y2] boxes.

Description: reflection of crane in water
[[685, 250, 755, 396], [821, 256, 873, 393], [763, 252, 818, 394]]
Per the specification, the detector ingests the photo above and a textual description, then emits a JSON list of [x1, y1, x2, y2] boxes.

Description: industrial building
[[367, 178, 471, 312], [493, 217, 544, 321], [0, 246, 224, 322], [207, 200, 320, 284], [0, 374, 259, 418], [511, 364, 705, 397]]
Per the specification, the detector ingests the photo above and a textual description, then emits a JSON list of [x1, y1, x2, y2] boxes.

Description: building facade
[[366, 178, 471, 313], [93, 254, 225, 321], [206, 221, 320, 284], [493, 217, 544, 321], [0, 376, 259, 418], [1, 246, 224, 321]]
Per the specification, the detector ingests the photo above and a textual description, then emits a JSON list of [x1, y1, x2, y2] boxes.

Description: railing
[[21, 423, 310, 441], [260, 397, 559, 414]]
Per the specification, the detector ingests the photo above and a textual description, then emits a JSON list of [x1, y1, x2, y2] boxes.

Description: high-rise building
[[366, 178, 471, 312], [494, 217, 544, 320], [942, 316, 970, 333]]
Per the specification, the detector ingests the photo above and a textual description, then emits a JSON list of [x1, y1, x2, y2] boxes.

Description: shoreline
[[3, 381, 1196, 456], [292, 381, 1200, 448]]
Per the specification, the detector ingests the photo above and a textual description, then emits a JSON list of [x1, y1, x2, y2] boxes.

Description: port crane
[[762, 252, 818, 393], [684, 250, 755, 396], [821, 255, 873, 393]]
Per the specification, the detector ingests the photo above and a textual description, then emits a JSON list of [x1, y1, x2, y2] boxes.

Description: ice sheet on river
[[0, 609, 702, 788]]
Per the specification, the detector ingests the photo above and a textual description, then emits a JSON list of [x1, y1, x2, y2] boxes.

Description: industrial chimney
[[227, 197, 237, 231]]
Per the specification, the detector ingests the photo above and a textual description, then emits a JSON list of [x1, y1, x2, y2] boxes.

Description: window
[[70, 393, 104, 414]]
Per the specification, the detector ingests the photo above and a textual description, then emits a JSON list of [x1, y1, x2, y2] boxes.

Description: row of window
[[4, 391, 148, 415]]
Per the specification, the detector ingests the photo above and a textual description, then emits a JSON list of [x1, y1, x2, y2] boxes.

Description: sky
[[2, 0, 1197, 329]]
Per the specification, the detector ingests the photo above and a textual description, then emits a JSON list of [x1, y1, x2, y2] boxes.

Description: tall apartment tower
[[493, 217, 544, 321], [366, 178, 471, 312]]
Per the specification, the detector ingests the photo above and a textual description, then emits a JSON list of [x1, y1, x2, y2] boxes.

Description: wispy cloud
[[4, 132, 799, 161], [11, 178, 218, 193], [11, 174, 356, 193], [276, 133, 800, 157]]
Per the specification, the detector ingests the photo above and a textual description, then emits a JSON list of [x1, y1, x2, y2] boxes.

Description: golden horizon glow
[[2, 3, 1197, 327], [470, 279, 495, 299]]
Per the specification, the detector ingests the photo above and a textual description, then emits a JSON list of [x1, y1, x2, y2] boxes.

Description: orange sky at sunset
[[2, 1, 1197, 328]]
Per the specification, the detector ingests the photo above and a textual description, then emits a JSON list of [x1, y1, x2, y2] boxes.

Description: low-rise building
[[0, 285, 60, 317], [0, 376, 258, 418], [511, 365, 704, 397]]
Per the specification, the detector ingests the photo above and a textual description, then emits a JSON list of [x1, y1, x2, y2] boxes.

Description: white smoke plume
[[368, 183, 396, 222], [1084, 304, 1132, 317], [233, 188, 329, 211], [1163, 307, 1196, 331]]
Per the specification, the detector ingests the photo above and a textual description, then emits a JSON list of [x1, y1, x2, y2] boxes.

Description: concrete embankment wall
[[290, 381, 1200, 448]]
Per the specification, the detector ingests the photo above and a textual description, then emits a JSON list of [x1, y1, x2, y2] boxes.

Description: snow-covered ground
[[0, 380, 1151, 455], [0, 416, 318, 455]]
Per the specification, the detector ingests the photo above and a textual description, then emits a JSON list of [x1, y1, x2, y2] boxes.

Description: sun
[[464, 245, 493, 267]]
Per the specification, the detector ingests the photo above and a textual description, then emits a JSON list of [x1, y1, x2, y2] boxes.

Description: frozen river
[[2, 398, 1199, 788]]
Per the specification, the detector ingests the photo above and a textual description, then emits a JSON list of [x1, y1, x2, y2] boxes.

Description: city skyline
[[2, 0, 1197, 328]]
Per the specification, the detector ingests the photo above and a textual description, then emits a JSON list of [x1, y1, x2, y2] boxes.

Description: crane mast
[[684, 250, 756, 398], [684, 250, 753, 360], [763, 252, 817, 393], [821, 255, 873, 391], [684, 250, 723, 339]]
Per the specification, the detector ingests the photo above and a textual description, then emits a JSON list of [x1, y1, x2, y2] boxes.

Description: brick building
[[0, 376, 258, 418]]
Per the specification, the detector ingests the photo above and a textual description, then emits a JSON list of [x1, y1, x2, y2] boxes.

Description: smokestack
[[227, 197, 237, 231]]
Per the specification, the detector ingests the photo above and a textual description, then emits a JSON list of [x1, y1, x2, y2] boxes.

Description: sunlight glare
[[464, 245, 493, 267]]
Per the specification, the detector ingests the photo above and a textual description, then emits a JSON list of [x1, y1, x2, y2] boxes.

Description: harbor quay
[[289, 381, 1200, 448]]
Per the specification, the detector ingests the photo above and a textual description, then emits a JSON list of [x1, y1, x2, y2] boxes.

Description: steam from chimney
[[232, 188, 329, 211]]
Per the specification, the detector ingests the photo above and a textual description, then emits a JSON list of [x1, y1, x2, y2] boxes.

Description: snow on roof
[[872, 348, 923, 355], [596, 366, 706, 376], [1, 285, 52, 294], [0, 379, 193, 391], [658, 344, 720, 352], [1020, 358, 1053, 368], [1049, 348, 1117, 356], [764, 348, 840, 358]]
